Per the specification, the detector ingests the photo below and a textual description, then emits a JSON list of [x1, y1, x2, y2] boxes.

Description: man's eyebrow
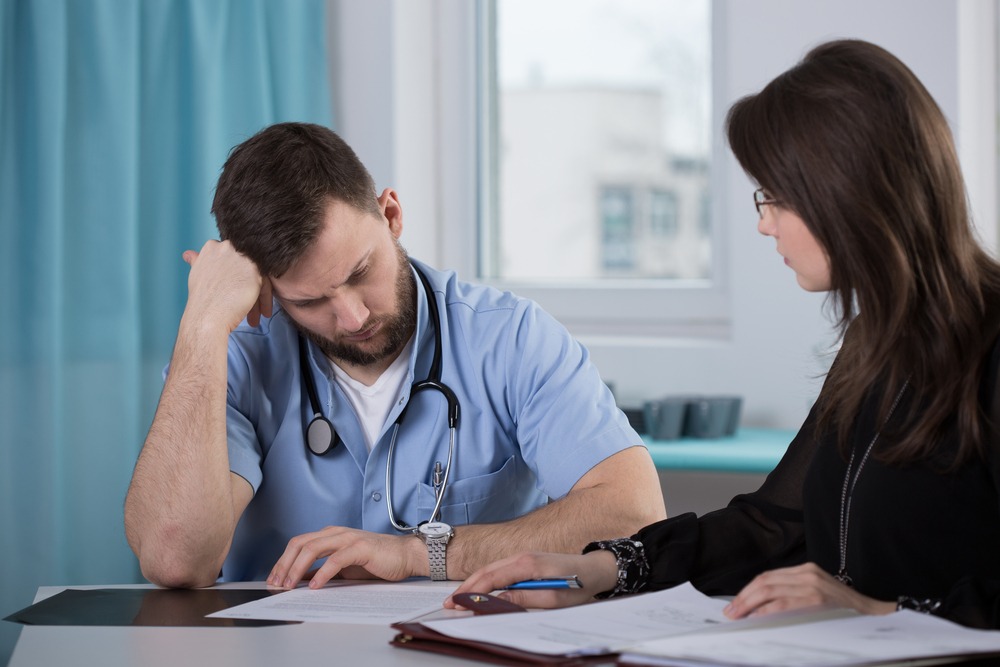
[[276, 292, 316, 305], [270, 285, 308, 303], [339, 251, 373, 284], [274, 251, 373, 303]]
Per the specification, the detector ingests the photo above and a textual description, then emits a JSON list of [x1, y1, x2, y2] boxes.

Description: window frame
[[436, 0, 732, 339]]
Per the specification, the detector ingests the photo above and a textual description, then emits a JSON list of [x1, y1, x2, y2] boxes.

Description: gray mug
[[642, 396, 690, 440], [683, 396, 742, 438]]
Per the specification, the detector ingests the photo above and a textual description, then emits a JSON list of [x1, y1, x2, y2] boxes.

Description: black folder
[[4, 588, 299, 627]]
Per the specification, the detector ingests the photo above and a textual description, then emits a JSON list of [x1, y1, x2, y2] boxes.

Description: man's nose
[[332, 294, 370, 332]]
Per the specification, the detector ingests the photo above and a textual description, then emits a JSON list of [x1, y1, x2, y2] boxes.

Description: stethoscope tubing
[[385, 421, 456, 532], [299, 261, 461, 532]]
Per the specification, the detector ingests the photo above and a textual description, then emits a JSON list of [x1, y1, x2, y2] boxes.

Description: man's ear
[[377, 188, 403, 239]]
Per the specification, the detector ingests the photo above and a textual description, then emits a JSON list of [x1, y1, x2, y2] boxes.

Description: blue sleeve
[[224, 339, 264, 492], [504, 300, 644, 498]]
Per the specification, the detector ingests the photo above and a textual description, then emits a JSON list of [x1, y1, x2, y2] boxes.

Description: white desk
[[8, 582, 482, 667], [13, 585, 999, 667]]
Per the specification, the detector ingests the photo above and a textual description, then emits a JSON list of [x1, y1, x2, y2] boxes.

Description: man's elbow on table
[[131, 526, 225, 589]]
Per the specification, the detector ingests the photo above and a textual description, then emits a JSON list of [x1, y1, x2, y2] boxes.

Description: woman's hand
[[724, 562, 896, 619], [444, 551, 618, 610]]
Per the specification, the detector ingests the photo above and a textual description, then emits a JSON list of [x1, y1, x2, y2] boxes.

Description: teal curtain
[[0, 0, 332, 661]]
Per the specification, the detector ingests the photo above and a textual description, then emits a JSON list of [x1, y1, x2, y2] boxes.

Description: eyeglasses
[[753, 188, 781, 218]]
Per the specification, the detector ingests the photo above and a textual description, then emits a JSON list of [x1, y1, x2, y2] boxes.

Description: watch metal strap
[[427, 537, 448, 580]]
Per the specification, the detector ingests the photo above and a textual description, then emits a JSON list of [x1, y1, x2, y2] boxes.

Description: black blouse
[[630, 347, 1000, 629]]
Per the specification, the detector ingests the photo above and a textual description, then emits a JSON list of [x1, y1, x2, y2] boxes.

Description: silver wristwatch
[[417, 521, 454, 581]]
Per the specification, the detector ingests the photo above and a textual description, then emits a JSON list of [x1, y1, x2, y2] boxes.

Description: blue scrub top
[[213, 259, 642, 581]]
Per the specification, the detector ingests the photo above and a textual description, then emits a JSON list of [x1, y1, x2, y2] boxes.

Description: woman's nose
[[757, 212, 776, 237]]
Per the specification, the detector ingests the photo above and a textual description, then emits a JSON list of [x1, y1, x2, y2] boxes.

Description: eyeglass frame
[[753, 188, 781, 218]]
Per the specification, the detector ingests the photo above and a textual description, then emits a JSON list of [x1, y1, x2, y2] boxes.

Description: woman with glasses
[[447, 39, 1000, 629]]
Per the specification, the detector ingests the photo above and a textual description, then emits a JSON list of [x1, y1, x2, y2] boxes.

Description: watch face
[[420, 521, 452, 538]]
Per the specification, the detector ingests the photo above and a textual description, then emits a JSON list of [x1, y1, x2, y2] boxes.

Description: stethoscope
[[297, 262, 461, 531]]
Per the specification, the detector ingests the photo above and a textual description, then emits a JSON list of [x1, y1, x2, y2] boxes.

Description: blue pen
[[502, 576, 583, 590]]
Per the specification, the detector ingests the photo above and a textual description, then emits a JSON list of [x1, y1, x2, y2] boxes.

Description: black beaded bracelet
[[896, 595, 942, 614], [582, 538, 650, 599]]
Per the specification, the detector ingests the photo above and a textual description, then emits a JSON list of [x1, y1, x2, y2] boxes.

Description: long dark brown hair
[[726, 39, 1000, 463]]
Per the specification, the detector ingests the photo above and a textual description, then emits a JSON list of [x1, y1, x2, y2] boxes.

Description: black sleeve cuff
[[582, 538, 650, 599], [896, 595, 943, 614]]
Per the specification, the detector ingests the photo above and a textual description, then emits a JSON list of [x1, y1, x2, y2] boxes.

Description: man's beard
[[293, 242, 416, 368]]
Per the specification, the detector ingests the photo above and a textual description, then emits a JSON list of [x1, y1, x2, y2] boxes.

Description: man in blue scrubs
[[124, 123, 665, 589]]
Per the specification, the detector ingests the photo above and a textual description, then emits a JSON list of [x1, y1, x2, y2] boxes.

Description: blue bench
[[643, 428, 795, 474]]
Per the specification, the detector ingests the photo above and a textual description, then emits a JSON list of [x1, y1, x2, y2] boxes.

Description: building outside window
[[485, 0, 713, 286]]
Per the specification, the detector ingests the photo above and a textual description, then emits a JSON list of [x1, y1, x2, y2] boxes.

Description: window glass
[[650, 190, 678, 239], [485, 0, 713, 283], [600, 186, 635, 273]]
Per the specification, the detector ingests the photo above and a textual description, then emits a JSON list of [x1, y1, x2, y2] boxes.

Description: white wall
[[328, 0, 994, 430], [327, 0, 450, 265]]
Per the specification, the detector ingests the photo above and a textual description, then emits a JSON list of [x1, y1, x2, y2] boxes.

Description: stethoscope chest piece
[[306, 414, 336, 456], [299, 326, 338, 456]]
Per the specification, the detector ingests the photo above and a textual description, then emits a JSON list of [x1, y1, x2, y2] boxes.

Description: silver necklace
[[835, 378, 909, 587]]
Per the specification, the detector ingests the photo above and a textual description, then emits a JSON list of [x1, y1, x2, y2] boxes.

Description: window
[[649, 190, 678, 239], [475, 0, 725, 336], [600, 187, 636, 273]]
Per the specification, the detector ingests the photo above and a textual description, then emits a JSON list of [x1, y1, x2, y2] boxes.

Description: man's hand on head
[[181, 240, 273, 332]]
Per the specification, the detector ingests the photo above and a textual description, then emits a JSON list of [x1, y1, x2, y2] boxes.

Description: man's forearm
[[446, 447, 666, 579], [124, 316, 241, 587], [261, 449, 665, 589]]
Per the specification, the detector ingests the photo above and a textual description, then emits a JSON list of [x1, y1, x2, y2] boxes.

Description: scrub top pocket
[[416, 455, 533, 526]]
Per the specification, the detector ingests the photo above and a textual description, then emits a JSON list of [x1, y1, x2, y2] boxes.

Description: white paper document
[[420, 582, 1000, 666], [619, 608, 1000, 667], [423, 581, 730, 656], [207, 581, 455, 625]]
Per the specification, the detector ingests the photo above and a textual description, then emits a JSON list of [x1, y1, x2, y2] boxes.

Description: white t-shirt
[[328, 336, 415, 451]]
